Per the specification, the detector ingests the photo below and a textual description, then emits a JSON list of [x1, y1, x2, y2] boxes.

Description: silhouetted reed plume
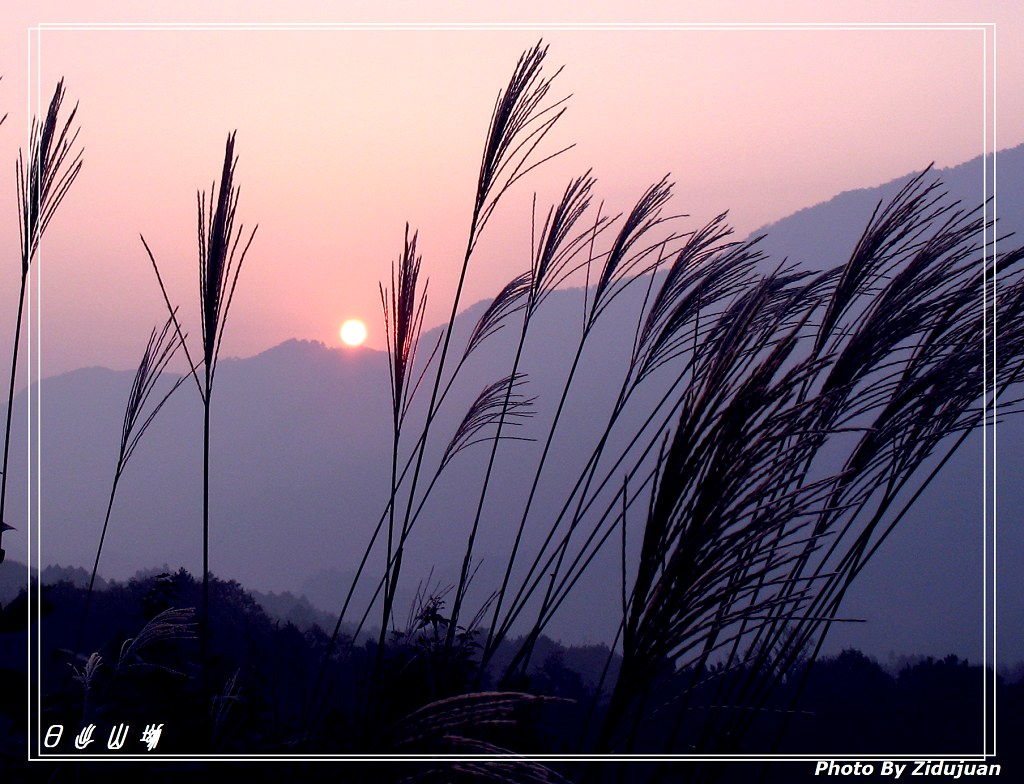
[[144, 131, 257, 679], [1, 80, 82, 564], [79, 314, 187, 644]]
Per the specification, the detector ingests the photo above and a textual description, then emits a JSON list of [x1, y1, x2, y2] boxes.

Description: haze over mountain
[[4, 145, 1021, 664]]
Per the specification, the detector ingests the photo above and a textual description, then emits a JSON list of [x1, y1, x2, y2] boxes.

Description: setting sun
[[340, 319, 368, 347]]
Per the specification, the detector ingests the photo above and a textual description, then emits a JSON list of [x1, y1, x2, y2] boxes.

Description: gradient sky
[[0, 2, 1021, 380]]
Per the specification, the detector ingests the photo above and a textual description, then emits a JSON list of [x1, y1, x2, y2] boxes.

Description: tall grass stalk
[[78, 314, 186, 646], [0, 80, 81, 563], [144, 131, 257, 686], [378, 224, 428, 655]]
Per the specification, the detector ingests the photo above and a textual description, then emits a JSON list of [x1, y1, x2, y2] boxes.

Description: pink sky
[[1, 2, 1021, 380]]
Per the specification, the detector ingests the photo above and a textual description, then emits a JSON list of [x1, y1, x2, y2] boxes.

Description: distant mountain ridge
[[4, 144, 1021, 661], [751, 144, 1023, 268]]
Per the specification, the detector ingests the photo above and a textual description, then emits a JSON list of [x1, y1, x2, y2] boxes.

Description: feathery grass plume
[[441, 374, 536, 471], [813, 166, 950, 357], [379, 226, 430, 652], [720, 185, 971, 680], [588, 175, 676, 326], [470, 41, 572, 251], [627, 280, 816, 639], [70, 652, 103, 721], [487, 227, 756, 680], [495, 196, 913, 700], [631, 212, 750, 381], [382, 225, 430, 430], [197, 132, 257, 676], [787, 186, 988, 589], [198, 132, 256, 385], [634, 263, 851, 713], [117, 607, 198, 676], [17, 79, 83, 275], [79, 314, 187, 645], [505, 275, 823, 700], [384, 690, 566, 757], [1, 79, 82, 563], [527, 172, 607, 315], [144, 131, 257, 694], [463, 272, 533, 360]]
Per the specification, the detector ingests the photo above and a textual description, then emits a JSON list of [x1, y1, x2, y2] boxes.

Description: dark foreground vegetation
[[2, 570, 1021, 782]]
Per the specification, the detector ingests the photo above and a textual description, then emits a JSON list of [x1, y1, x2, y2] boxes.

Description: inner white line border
[[23, 19, 1000, 765]]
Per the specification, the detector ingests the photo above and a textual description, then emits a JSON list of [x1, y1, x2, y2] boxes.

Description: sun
[[340, 319, 368, 347]]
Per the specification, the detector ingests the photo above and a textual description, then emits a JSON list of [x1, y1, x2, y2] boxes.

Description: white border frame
[[23, 20, 1000, 765]]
